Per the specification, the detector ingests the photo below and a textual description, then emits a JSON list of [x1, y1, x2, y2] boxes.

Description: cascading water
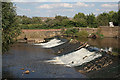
[[45, 48, 102, 67], [34, 38, 66, 48]]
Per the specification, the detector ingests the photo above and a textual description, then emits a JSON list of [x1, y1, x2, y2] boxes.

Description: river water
[[2, 38, 120, 78], [2, 43, 86, 78]]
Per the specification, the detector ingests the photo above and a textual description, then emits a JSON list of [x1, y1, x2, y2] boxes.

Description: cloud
[[75, 2, 88, 7], [36, 2, 94, 9], [36, 3, 73, 9], [75, 2, 94, 7], [63, 0, 119, 2], [11, 0, 61, 2], [37, 4, 53, 9], [17, 7, 31, 11], [96, 9, 100, 11], [10, 0, 119, 2], [101, 4, 118, 8]]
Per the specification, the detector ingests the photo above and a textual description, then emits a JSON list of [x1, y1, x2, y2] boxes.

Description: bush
[[75, 31, 88, 38], [65, 28, 79, 35]]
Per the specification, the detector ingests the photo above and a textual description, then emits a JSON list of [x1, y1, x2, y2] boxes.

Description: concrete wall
[[17, 29, 61, 43], [17, 26, 120, 41]]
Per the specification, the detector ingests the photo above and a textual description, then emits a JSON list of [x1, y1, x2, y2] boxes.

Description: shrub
[[75, 31, 88, 38], [65, 28, 79, 35]]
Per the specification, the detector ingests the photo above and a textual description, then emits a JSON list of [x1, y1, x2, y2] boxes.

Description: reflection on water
[[77, 38, 120, 53], [2, 43, 85, 78]]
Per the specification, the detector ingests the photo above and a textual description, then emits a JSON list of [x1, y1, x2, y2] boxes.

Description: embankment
[[17, 26, 120, 42]]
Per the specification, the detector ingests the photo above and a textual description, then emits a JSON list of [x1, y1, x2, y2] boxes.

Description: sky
[[13, 1, 119, 18]]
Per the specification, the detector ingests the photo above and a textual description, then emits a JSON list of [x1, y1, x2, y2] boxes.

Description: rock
[[35, 39, 45, 43], [23, 70, 30, 74], [21, 68, 24, 70], [58, 51, 61, 54], [78, 70, 86, 74], [96, 61, 98, 63], [84, 67, 88, 70]]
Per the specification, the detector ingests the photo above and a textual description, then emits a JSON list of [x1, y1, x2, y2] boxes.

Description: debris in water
[[23, 70, 30, 74], [78, 70, 86, 74], [21, 68, 24, 70]]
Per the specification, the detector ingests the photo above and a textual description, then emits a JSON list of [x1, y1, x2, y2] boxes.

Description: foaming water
[[45, 48, 102, 67], [34, 38, 65, 48]]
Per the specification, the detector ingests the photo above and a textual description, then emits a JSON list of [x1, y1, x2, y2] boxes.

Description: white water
[[34, 38, 65, 48], [45, 48, 102, 67]]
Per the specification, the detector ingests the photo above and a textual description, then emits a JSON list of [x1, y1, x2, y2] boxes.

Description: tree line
[[17, 11, 119, 29]]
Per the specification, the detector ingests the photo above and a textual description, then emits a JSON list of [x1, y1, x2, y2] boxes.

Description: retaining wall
[[17, 26, 120, 41]]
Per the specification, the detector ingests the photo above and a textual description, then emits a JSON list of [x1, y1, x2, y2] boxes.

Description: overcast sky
[[13, 1, 119, 18]]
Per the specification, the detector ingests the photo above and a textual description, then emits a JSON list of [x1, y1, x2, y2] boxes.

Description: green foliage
[[17, 11, 118, 29], [73, 12, 87, 27], [2, 2, 21, 52], [64, 28, 88, 38], [75, 31, 88, 38], [118, 9, 120, 26], [86, 13, 98, 28], [74, 12, 86, 19], [97, 12, 110, 26], [55, 15, 68, 21], [65, 28, 79, 35], [109, 11, 118, 26], [111, 52, 119, 56]]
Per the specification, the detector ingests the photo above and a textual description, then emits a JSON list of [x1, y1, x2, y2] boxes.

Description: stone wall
[[17, 29, 61, 43], [99, 26, 120, 38], [17, 26, 120, 42], [79, 28, 98, 34]]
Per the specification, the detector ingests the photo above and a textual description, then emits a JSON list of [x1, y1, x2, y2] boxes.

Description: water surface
[[3, 43, 85, 78]]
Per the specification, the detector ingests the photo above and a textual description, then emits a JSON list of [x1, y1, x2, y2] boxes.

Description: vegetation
[[17, 11, 119, 29], [64, 28, 88, 38], [2, 2, 21, 52], [75, 31, 89, 38]]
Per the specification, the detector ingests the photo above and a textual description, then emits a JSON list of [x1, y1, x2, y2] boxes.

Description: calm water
[[77, 38, 120, 53], [2, 38, 120, 78], [2, 43, 85, 78]]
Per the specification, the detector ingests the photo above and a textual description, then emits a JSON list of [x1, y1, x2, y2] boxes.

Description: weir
[[46, 48, 102, 67], [34, 38, 66, 48], [41, 38, 102, 67]]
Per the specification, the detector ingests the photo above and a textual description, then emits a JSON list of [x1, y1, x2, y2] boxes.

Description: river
[[2, 38, 120, 78], [2, 43, 86, 78]]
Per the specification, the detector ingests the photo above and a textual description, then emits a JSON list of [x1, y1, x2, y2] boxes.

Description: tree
[[55, 15, 68, 21], [86, 13, 98, 28], [2, 2, 21, 52], [109, 11, 118, 26], [73, 12, 87, 27], [31, 17, 42, 24], [74, 12, 86, 19], [97, 12, 110, 26], [118, 9, 120, 26]]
